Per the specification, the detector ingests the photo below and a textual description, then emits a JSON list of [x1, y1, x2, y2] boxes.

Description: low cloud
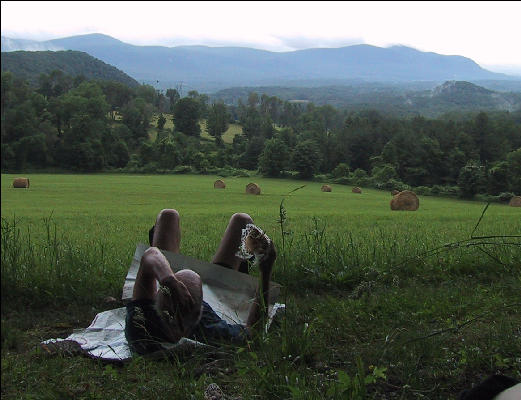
[[147, 35, 367, 52], [275, 35, 365, 51], [135, 35, 283, 52]]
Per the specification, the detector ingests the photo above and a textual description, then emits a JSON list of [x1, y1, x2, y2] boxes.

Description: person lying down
[[125, 209, 277, 354]]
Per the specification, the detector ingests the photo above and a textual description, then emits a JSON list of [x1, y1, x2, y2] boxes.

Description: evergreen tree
[[206, 102, 230, 146], [173, 97, 201, 137], [239, 136, 265, 170], [165, 88, 180, 112]]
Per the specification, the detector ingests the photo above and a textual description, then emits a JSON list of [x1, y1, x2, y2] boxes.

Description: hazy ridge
[[2, 33, 519, 93]]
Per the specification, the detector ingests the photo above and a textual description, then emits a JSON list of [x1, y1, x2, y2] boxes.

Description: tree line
[[1, 70, 520, 199]]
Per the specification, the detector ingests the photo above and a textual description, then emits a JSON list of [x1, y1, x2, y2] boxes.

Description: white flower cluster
[[235, 223, 271, 261]]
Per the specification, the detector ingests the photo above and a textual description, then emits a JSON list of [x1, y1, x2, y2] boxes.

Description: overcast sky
[[2, 1, 520, 73]]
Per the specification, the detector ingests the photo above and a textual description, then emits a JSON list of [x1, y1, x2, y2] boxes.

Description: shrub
[[313, 174, 329, 182], [282, 170, 301, 179], [173, 165, 192, 174], [430, 185, 443, 195], [415, 186, 432, 196], [487, 161, 509, 195], [457, 161, 486, 198], [332, 163, 350, 178], [196, 157, 210, 174], [350, 168, 370, 186], [214, 167, 251, 177], [371, 163, 398, 184], [498, 192, 515, 202], [333, 176, 351, 185], [382, 178, 410, 192], [125, 154, 141, 170], [475, 194, 500, 203], [142, 162, 160, 173], [438, 185, 460, 197], [234, 169, 252, 178]]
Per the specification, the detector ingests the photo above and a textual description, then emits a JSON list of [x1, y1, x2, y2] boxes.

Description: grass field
[[149, 114, 243, 144], [1, 173, 520, 399]]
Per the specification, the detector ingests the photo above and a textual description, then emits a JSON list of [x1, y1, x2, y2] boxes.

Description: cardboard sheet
[[123, 244, 282, 324], [42, 244, 284, 362]]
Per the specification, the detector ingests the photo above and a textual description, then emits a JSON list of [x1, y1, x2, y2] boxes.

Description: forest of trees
[[1, 50, 139, 88], [211, 82, 521, 118], [1, 70, 520, 200]]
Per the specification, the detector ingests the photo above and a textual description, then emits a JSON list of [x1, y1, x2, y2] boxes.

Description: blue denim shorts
[[125, 299, 248, 354], [189, 301, 248, 346]]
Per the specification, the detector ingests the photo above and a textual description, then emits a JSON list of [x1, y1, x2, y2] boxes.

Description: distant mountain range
[[2, 33, 520, 93], [1, 50, 139, 87]]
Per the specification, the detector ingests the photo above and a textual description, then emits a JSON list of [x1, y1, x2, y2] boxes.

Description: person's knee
[[175, 269, 203, 302], [138, 247, 165, 278], [230, 213, 253, 228], [141, 246, 163, 265], [156, 209, 180, 225]]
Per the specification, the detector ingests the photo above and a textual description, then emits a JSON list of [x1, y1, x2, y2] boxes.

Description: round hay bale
[[509, 195, 521, 207], [390, 190, 419, 211], [321, 185, 332, 192], [352, 187, 362, 194], [245, 182, 261, 195], [391, 189, 400, 196], [214, 179, 226, 189], [13, 177, 30, 188]]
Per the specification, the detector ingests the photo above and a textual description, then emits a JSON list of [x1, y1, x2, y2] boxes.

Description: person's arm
[[246, 240, 277, 330]]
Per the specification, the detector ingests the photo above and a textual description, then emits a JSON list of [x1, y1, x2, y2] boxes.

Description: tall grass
[[1, 214, 122, 306], [1, 173, 520, 399]]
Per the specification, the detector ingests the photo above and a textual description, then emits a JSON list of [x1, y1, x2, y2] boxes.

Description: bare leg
[[133, 209, 181, 300], [212, 213, 253, 271], [152, 209, 181, 253], [132, 247, 174, 301], [132, 247, 201, 342]]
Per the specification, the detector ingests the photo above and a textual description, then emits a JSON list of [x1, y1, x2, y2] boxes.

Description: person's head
[[156, 269, 203, 341]]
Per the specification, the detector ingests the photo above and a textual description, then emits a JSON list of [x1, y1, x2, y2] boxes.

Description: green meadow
[[1, 173, 520, 399], [149, 114, 243, 144]]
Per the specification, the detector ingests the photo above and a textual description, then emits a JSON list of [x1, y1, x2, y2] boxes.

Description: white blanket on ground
[[42, 244, 284, 362]]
